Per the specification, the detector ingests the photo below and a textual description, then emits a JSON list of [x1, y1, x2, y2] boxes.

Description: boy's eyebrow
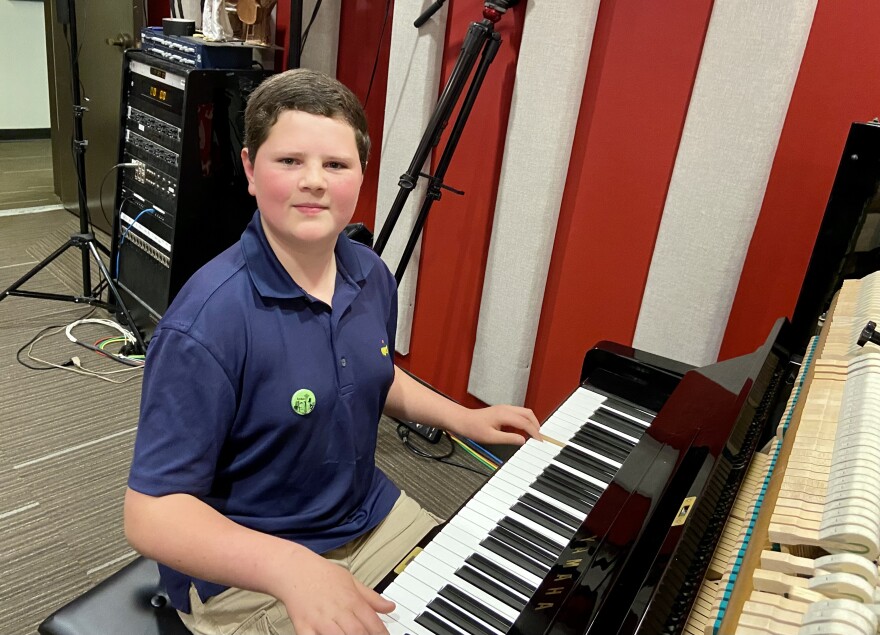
[[268, 149, 357, 162]]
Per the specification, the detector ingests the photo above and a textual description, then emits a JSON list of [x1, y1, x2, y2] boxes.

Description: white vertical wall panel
[[299, 0, 341, 77], [632, 0, 818, 367], [375, 2, 447, 354], [467, 1, 600, 406]]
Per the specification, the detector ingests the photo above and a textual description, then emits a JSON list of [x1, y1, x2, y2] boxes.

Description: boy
[[124, 68, 541, 635]]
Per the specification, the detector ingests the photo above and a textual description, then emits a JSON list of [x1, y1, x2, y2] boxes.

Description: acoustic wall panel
[[468, 0, 600, 406], [374, 1, 447, 355], [632, 0, 818, 367], [299, 0, 340, 78]]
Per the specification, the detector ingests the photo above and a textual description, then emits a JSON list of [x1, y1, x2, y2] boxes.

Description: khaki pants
[[178, 491, 441, 635]]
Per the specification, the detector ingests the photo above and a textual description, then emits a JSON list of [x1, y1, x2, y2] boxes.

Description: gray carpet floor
[[0, 140, 59, 211], [0, 209, 489, 634]]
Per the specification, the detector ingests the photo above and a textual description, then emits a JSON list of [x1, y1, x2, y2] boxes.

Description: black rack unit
[[111, 50, 271, 339]]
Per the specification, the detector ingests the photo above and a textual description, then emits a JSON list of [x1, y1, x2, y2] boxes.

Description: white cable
[[64, 318, 137, 346]]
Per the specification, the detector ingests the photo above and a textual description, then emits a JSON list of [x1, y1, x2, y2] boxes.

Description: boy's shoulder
[[158, 241, 250, 336], [342, 235, 394, 283]]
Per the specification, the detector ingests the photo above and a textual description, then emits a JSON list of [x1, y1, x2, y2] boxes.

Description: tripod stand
[[1, 0, 146, 355], [375, 0, 517, 442], [373, 0, 517, 284]]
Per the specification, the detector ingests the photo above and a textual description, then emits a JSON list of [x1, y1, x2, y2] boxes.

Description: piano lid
[[511, 319, 794, 635]]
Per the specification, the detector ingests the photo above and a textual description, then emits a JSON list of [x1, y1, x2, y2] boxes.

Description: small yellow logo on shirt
[[380, 339, 389, 357]]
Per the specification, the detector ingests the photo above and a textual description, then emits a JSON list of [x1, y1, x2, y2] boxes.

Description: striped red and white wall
[[267, 0, 880, 421]]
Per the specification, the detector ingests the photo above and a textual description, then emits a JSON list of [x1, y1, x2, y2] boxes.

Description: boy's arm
[[383, 365, 541, 445], [124, 488, 393, 635]]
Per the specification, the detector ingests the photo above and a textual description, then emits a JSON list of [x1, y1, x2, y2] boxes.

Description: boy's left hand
[[459, 405, 541, 446]]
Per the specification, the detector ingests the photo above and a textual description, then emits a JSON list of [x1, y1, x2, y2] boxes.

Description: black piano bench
[[38, 556, 190, 635]]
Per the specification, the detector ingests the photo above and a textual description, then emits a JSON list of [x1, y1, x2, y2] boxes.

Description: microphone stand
[[373, 0, 518, 285], [0, 0, 146, 355], [373, 0, 519, 284], [376, 1, 518, 443]]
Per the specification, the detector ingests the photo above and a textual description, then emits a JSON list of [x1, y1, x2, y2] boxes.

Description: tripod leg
[[87, 241, 148, 355], [393, 33, 503, 284], [1, 239, 77, 300], [373, 20, 496, 256]]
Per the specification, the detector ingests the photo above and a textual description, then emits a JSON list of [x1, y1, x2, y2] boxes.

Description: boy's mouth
[[293, 204, 328, 215]]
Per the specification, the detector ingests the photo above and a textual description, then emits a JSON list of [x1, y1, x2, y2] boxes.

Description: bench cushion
[[38, 556, 189, 635]]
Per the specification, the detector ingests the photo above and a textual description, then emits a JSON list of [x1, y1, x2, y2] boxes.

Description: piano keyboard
[[379, 386, 655, 635]]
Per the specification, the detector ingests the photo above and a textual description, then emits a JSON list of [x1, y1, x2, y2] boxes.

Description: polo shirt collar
[[241, 211, 374, 300]]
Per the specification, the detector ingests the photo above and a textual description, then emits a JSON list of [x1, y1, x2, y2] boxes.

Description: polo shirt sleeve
[[128, 327, 237, 497]]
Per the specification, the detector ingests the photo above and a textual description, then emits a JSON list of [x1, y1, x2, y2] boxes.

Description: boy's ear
[[241, 148, 256, 197]]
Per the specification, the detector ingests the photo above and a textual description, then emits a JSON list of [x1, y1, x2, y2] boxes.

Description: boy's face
[[242, 109, 364, 254]]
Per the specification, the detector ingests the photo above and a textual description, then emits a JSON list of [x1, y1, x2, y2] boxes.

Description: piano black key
[[599, 393, 654, 424], [456, 563, 528, 611], [576, 422, 635, 453], [519, 493, 581, 529], [531, 477, 593, 514], [407, 549, 525, 625], [438, 585, 513, 634], [464, 553, 536, 598], [544, 463, 604, 500], [592, 407, 646, 440], [510, 501, 577, 539], [572, 427, 630, 463], [416, 609, 466, 635], [480, 535, 548, 577], [497, 516, 562, 556], [557, 446, 617, 482], [489, 525, 556, 567], [426, 597, 498, 635]]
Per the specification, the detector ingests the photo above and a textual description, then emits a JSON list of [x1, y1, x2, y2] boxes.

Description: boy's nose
[[299, 163, 327, 190]]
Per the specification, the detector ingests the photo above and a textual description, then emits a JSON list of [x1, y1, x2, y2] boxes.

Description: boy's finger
[[357, 579, 396, 613]]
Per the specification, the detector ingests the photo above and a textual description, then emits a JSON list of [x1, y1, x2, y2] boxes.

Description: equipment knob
[[106, 33, 134, 48]]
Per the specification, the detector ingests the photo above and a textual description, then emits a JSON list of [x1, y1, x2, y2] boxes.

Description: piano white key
[[443, 515, 548, 573], [380, 611, 433, 635], [595, 401, 653, 428], [465, 491, 568, 546], [549, 456, 611, 490], [428, 526, 543, 590], [385, 566, 507, 635], [382, 583, 459, 635], [522, 486, 588, 522], [402, 552, 523, 623], [565, 439, 622, 469]]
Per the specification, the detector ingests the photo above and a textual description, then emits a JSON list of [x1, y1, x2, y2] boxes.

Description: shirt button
[[340, 357, 347, 367]]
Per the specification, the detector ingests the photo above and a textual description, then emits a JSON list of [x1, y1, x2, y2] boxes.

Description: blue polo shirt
[[128, 211, 401, 612]]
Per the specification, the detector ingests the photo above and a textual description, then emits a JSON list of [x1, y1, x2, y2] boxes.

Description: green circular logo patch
[[291, 389, 316, 415]]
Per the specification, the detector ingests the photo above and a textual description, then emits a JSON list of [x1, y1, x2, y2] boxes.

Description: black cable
[[15, 308, 96, 372], [300, 0, 322, 55], [98, 164, 117, 228], [364, 0, 392, 108], [99, 163, 136, 229], [396, 425, 493, 477]]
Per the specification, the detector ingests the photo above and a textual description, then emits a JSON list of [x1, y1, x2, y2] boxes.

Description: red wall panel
[[525, 0, 713, 419], [720, 0, 880, 360], [337, 1, 394, 228]]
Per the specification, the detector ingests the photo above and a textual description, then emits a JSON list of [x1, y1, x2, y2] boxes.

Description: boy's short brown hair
[[244, 68, 370, 171]]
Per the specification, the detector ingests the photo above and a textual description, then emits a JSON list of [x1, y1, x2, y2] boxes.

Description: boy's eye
[[326, 161, 347, 170], [280, 157, 301, 165]]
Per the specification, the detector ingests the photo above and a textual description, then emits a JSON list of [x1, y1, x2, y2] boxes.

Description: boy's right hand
[[277, 549, 394, 635]]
